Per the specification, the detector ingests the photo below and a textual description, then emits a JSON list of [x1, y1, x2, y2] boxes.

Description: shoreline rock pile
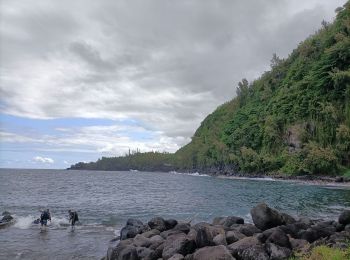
[[105, 203, 350, 260]]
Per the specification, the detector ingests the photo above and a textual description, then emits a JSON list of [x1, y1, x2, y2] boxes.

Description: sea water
[[0, 169, 349, 259]]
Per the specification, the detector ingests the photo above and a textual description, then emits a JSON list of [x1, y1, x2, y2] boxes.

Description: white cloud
[[33, 156, 54, 164], [0, 0, 346, 150]]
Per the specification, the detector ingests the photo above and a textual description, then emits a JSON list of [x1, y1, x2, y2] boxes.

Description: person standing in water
[[40, 209, 51, 231], [68, 210, 79, 231]]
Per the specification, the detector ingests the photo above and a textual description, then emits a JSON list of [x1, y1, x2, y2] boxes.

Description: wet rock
[[213, 233, 227, 246], [237, 224, 261, 236], [250, 203, 284, 231], [162, 233, 195, 260], [165, 219, 178, 230], [339, 210, 350, 225], [193, 245, 234, 260], [226, 230, 246, 244], [265, 243, 292, 260], [148, 217, 167, 232]]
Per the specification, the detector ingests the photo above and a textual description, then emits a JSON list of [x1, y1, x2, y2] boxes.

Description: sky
[[0, 0, 346, 169]]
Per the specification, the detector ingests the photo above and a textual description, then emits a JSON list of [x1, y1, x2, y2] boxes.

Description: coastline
[[214, 174, 350, 188]]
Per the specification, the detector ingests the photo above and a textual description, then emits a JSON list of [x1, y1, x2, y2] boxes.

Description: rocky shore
[[104, 203, 350, 260]]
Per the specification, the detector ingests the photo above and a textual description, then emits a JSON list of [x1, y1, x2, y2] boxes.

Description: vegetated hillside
[[70, 151, 174, 171], [175, 3, 350, 176], [70, 3, 350, 176]]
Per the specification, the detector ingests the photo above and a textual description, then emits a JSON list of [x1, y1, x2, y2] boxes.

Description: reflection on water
[[0, 169, 349, 259]]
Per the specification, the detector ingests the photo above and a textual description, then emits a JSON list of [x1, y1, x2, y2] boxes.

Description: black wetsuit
[[40, 211, 50, 226], [69, 211, 79, 226]]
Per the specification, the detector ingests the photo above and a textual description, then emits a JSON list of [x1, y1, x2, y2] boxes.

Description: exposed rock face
[[107, 203, 349, 260], [250, 203, 285, 230]]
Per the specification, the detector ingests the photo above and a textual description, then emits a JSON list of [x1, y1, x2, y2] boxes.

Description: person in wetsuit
[[40, 209, 51, 230], [68, 210, 79, 231]]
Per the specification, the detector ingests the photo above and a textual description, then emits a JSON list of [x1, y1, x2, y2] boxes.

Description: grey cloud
[[0, 0, 346, 151]]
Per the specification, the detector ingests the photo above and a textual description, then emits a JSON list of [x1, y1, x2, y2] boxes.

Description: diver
[[40, 209, 51, 230], [68, 210, 79, 231]]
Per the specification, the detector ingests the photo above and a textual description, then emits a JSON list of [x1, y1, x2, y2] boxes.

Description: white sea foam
[[169, 171, 210, 177], [13, 215, 70, 229], [13, 215, 36, 229]]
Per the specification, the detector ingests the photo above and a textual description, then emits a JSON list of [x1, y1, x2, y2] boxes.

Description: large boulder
[[135, 247, 154, 259], [289, 238, 310, 254], [148, 217, 167, 232], [120, 219, 149, 240], [237, 224, 261, 236], [280, 213, 296, 225], [193, 245, 235, 260], [265, 228, 291, 248], [339, 210, 350, 225], [107, 244, 139, 260], [133, 234, 152, 248], [142, 229, 160, 238], [165, 219, 178, 230], [240, 245, 269, 260], [228, 236, 260, 259], [250, 203, 284, 230], [213, 234, 227, 246], [162, 233, 196, 260], [173, 223, 191, 234], [195, 225, 214, 248], [226, 230, 246, 244]]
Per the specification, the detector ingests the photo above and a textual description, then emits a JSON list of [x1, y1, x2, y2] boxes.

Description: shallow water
[[0, 169, 350, 259]]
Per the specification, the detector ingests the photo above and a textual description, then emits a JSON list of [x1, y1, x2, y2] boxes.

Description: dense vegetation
[[70, 3, 350, 176]]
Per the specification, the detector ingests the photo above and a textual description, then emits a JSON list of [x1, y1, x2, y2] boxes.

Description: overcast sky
[[0, 0, 346, 168]]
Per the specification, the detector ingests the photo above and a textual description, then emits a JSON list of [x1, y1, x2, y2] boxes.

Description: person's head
[[68, 210, 71, 214]]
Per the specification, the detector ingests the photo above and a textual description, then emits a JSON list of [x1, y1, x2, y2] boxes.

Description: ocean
[[0, 169, 349, 259]]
